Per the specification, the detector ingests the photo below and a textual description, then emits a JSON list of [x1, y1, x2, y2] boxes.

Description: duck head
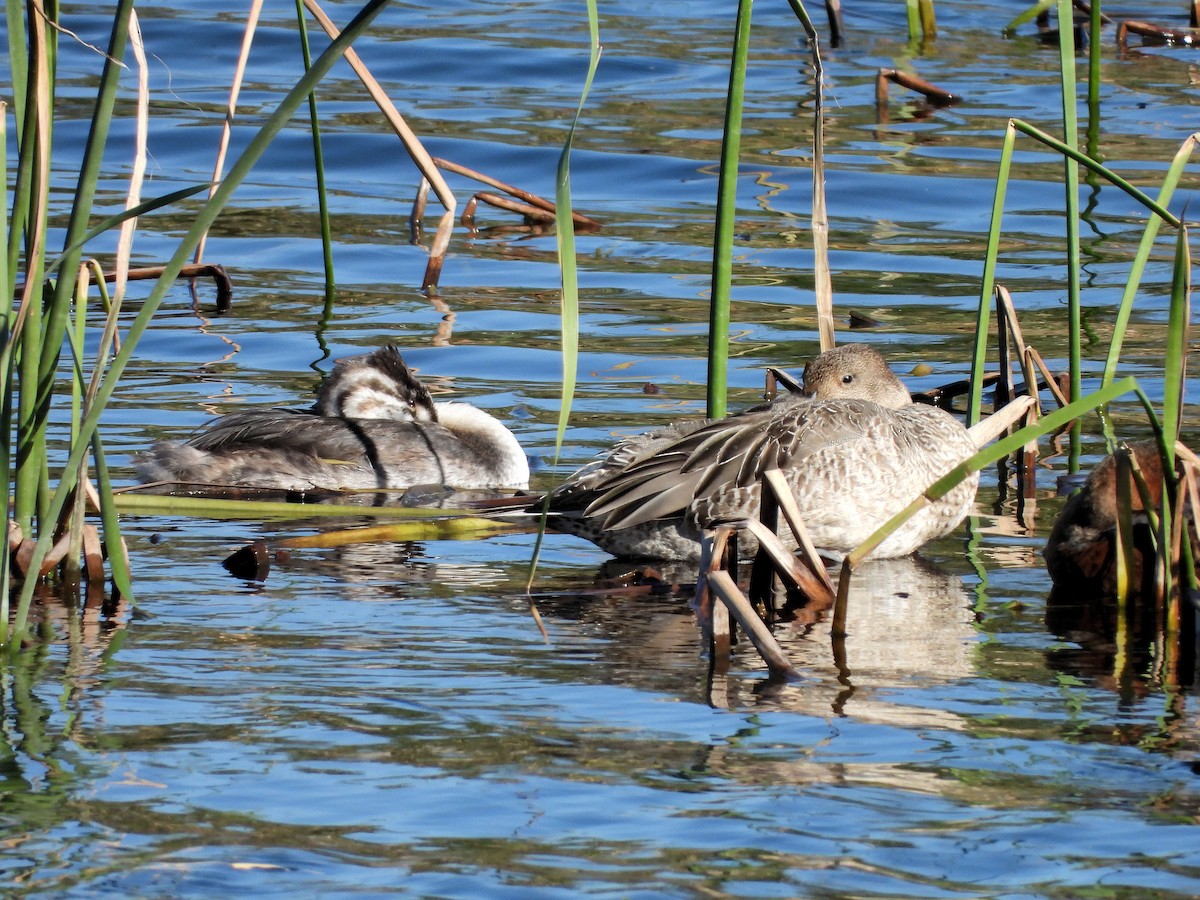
[[801, 344, 913, 409]]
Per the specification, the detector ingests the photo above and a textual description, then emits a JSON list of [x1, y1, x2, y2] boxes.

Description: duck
[[135, 345, 530, 491], [1044, 440, 1195, 596], [547, 344, 980, 562]]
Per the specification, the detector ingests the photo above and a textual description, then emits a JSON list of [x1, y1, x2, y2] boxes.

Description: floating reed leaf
[[111, 490, 488, 521], [255, 517, 519, 550]]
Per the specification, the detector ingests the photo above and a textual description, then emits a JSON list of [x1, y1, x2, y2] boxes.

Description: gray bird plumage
[[136, 346, 529, 492], [548, 344, 979, 561]]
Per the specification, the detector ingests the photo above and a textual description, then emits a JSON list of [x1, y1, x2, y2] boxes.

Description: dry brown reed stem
[[1112, 448, 1134, 599], [762, 468, 835, 597], [765, 366, 804, 397], [432, 157, 601, 229], [706, 567, 799, 678], [83, 524, 104, 582], [966, 395, 1037, 448], [463, 192, 557, 226], [46, 264, 234, 313], [695, 527, 734, 658], [194, 0, 262, 266], [741, 518, 835, 608], [1025, 348, 1070, 409], [421, 211, 455, 292], [824, 0, 845, 45], [995, 285, 1041, 494], [304, 0, 455, 212], [1117, 20, 1200, 47], [115, 8, 148, 304], [875, 68, 961, 111]]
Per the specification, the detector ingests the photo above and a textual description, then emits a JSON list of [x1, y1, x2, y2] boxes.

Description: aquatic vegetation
[[1, 1, 391, 648]]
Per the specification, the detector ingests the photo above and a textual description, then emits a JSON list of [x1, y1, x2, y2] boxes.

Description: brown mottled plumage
[[1043, 441, 1196, 596], [135, 346, 529, 491], [549, 344, 979, 561]]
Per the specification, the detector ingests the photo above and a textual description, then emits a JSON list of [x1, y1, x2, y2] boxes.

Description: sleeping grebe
[[136, 346, 529, 492]]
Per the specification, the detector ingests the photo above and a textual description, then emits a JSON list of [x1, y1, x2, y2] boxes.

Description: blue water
[[6, 1, 1200, 896]]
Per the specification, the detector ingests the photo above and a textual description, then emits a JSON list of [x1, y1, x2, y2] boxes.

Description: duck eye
[[841, 374, 854, 384]]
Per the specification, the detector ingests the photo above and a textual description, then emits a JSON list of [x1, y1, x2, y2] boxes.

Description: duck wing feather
[[586, 397, 880, 530]]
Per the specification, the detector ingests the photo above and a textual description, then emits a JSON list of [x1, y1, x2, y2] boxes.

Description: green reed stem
[[0, 102, 7, 628], [8, 0, 393, 648], [1009, 120, 1177, 223], [969, 122, 1017, 425], [1102, 134, 1194, 387], [918, 0, 936, 39], [295, 0, 336, 306], [904, 0, 920, 42], [526, 0, 600, 589], [1002, 0, 1054, 34], [5, 0, 26, 132], [549, 0, 599, 456], [1056, 0, 1081, 403], [707, 0, 752, 420], [1162, 226, 1191, 466], [13, 6, 53, 533], [1086, 0, 1102, 112]]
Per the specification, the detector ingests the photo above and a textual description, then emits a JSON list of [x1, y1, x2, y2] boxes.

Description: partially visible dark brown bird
[[1043, 440, 1193, 595]]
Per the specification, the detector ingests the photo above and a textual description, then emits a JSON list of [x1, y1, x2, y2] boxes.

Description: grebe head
[[801, 344, 913, 410], [315, 345, 438, 422]]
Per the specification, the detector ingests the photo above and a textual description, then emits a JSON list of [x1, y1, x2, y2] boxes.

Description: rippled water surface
[[7, 0, 1200, 896]]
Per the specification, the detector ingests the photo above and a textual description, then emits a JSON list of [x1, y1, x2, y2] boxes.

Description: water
[[7, 0, 1200, 895]]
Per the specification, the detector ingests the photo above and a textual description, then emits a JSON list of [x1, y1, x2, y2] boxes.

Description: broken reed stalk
[[706, 566, 800, 679], [1117, 20, 1200, 47], [13, 264, 234, 313], [995, 285, 1040, 496], [696, 527, 735, 664], [194, 0, 263, 266], [303, 0, 455, 212], [433, 157, 600, 229], [875, 68, 961, 114], [463, 192, 557, 226], [784, 0, 835, 352], [762, 468, 835, 597]]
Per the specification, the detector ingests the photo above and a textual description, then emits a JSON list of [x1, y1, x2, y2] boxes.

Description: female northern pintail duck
[[549, 344, 979, 561], [136, 346, 529, 491]]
